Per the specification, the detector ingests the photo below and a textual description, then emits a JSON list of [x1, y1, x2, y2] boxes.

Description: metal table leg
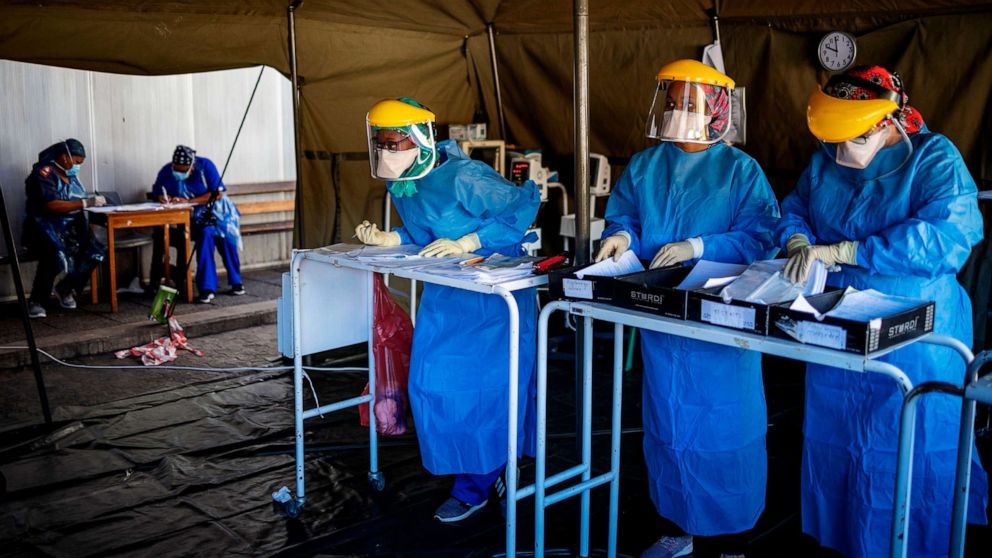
[[367, 271, 383, 490], [291, 252, 307, 510], [498, 286, 521, 557], [888, 335, 974, 558], [949, 351, 992, 558]]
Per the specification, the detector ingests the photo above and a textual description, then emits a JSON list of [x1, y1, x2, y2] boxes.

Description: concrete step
[[0, 300, 276, 369]]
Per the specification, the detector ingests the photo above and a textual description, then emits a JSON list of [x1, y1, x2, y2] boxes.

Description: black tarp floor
[[0, 320, 990, 557]]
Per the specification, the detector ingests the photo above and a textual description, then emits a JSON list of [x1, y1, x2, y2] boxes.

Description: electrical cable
[[0, 346, 366, 373]]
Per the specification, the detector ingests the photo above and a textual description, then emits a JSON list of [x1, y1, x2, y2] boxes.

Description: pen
[[460, 256, 485, 266]]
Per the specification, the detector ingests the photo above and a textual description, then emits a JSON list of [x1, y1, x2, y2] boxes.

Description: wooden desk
[[88, 206, 193, 312]]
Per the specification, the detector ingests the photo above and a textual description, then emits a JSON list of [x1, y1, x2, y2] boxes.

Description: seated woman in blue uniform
[[151, 145, 243, 303], [354, 98, 540, 523], [24, 139, 107, 318]]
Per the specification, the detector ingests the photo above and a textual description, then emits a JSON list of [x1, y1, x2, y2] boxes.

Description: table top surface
[[296, 245, 548, 294]]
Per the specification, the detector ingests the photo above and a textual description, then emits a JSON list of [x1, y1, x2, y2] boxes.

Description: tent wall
[[0, 3, 990, 338]]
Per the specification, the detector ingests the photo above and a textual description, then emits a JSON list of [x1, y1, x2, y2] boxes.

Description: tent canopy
[[2, 0, 991, 247]]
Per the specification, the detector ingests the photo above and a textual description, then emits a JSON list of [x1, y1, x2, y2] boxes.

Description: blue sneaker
[[433, 497, 487, 523], [641, 535, 693, 558]]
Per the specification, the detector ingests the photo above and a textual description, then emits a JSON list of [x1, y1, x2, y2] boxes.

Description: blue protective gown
[[152, 157, 242, 292], [392, 140, 541, 474], [776, 129, 989, 558], [603, 141, 780, 535]]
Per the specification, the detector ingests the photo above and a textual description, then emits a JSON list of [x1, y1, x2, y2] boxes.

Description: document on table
[[419, 254, 539, 284], [574, 250, 644, 279], [342, 244, 461, 270], [719, 258, 828, 304], [85, 202, 165, 213], [676, 260, 748, 290], [822, 289, 925, 323], [788, 288, 927, 324]]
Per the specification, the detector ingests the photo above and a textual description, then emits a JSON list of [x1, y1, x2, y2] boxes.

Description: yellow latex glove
[[419, 233, 481, 257], [650, 241, 694, 269], [594, 234, 631, 262], [355, 220, 400, 246], [784, 240, 859, 283]]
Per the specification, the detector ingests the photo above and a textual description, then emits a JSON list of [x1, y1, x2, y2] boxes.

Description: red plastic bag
[[359, 273, 413, 435]]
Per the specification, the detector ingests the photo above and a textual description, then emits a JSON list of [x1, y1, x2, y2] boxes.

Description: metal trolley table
[[515, 300, 975, 558], [281, 246, 547, 526]]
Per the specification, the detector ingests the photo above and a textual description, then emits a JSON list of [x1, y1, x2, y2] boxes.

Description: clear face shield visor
[[645, 80, 733, 144], [365, 121, 437, 181]]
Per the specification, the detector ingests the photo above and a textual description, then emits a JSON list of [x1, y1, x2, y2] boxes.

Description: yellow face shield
[[806, 87, 900, 143]]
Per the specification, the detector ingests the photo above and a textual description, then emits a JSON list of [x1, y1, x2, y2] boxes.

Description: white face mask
[[660, 109, 711, 141], [836, 126, 890, 169], [375, 148, 419, 179]]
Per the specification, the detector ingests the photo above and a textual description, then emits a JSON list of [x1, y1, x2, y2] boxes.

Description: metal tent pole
[[288, 0, 304, 247], [572, 0, 591, 458], [0, 184, 51, 425], [487, 24, 508, 140]]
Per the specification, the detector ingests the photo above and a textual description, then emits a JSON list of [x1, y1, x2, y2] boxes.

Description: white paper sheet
[[676, 260, 748, 290], [823, 289, 927, 323], [574, 250, 644, 279], [719, 258, 828, 305]]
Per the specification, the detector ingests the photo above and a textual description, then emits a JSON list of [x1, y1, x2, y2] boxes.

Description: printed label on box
[[563, 278, 594, 300], [797, 321, 847, 350], [701, 300, 755, 330]]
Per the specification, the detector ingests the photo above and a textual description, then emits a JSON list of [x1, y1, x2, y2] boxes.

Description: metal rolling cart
[[278, 245, 547, 519], [508, 299, 975, 558], [944, 350, 992, 558]]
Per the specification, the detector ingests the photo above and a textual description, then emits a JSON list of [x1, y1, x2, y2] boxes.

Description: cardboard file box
[[611, 266, 693, 319], [767, 290, 935, 355], [687, 288, 771, 335], [548, 264, 619, 303]]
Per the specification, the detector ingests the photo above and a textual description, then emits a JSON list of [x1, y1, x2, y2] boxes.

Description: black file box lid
[[686, 288, 771, 335], [768, 290, 935, 355], [611, 266, 692, 319]]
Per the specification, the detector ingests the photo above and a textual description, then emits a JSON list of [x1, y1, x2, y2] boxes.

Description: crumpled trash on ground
[[114, 317, 204, 365]]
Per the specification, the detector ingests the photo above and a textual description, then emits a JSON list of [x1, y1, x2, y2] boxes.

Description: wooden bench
[[226, 181, 295, 237]]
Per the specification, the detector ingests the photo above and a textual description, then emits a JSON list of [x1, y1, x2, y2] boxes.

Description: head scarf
[[38, 138, 86, 163], [698, 83, 730, 140], [173, 145, 196, 166], [374, 97, 436, 198], [824, 65, 924, 134]]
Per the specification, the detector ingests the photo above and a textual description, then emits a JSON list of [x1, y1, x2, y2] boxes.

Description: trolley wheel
[[368, 471, 386, 492]]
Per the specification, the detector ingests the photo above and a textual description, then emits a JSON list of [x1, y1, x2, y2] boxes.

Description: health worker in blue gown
[[152, 145, 243, 303], [777, 65, 988, 558], [597, 60, 780, 558], [354, 98, 540, 524]]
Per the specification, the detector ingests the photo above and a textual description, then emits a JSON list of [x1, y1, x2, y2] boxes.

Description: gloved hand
[[784, 240, 859, 283], [92, 195, 108, 207], [419, 233, 481, 257], [355, 220, 400, 246], [785, 233, 811, 256], [595, 234, 631, 262], [650, 241, 695, 269]]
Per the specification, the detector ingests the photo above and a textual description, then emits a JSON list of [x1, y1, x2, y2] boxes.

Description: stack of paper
[[789, 288, 925, 323], [574, 250, 645, 279], [676, 260, 748, 290], [342, 245, 461, 270], [419, 255, 537, 285], [719, 258, 828, 304]]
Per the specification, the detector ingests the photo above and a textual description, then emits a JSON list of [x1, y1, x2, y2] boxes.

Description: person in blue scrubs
[[152, 145, 243, 303], [354, 98, 540, 523], [598, 60, 780, 558], [24, 139, 106, 318], [778, 65, 989, 558]]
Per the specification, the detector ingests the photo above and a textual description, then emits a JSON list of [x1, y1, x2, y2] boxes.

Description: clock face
[[818, 32, 857, 71]]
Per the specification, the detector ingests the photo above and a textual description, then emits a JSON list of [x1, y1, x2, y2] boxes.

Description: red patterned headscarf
[[698, 83, 731, 139], [823, 65, 924, 134]]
